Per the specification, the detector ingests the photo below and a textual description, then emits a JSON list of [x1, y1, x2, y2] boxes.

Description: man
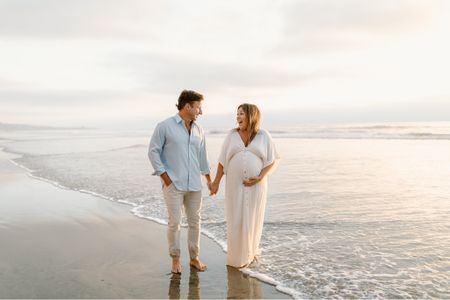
[[148, 90, 211, 274]]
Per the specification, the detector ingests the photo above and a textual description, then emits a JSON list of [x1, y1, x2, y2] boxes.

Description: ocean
[[1, 122, 449, 299]]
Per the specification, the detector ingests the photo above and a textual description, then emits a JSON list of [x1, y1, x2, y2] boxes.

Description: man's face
[[187, 101, 203, 121]]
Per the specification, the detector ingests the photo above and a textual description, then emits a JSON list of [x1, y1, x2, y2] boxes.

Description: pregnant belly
[[228, 151, 263, 179]]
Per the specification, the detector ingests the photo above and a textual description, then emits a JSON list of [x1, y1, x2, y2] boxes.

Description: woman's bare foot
[[189, 258, 207, 271], [172, 258, 182, 274]]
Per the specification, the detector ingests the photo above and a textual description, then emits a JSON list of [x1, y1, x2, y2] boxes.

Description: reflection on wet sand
[[188, 267, 201, 299], [227, 266, 262, 299], [168, 267, 201, 300], [168, 266, 267, 299], [168, 273, 181, 299]]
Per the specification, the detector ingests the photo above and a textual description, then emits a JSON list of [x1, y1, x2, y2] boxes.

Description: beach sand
[[0, 149, 289, 299]]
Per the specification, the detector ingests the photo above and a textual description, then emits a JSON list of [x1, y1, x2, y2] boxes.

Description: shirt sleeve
[[148, 122, 166, 176], [199, 132, 210, 175]]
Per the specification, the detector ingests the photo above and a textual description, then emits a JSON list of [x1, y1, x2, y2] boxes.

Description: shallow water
[[2, 123, 450, 299]]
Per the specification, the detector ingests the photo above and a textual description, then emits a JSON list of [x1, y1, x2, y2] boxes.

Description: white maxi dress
[[218, 129, 280, 267]]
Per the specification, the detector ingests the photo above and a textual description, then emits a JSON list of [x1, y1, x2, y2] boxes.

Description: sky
[[1, 0, 450, 129]]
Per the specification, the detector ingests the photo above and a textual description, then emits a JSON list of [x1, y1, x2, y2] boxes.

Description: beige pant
[[162, 183, 202, 260]]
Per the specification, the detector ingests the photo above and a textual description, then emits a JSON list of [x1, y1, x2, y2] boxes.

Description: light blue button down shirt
[[148, 114, 210, 192]]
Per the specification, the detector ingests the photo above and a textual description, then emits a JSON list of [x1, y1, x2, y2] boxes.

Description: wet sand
[[0, 149, 289, 299]]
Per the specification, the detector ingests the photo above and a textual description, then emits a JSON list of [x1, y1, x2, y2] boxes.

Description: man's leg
[[184, 191, 207, 271], [163, 184, 183, 273]]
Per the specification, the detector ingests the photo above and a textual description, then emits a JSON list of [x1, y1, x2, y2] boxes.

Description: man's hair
[[237, 103, 261, 143], [176, 90, 204, 110]]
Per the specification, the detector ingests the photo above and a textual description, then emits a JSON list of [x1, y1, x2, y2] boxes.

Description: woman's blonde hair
[[237, 103, 261, 143]]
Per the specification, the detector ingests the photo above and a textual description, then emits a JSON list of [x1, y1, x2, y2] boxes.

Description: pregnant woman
[[210, 103, 280, 268]]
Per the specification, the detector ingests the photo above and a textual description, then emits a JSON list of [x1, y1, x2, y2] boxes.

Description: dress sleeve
[[218, 130, 233, 174], [262, 129, 280, 169]]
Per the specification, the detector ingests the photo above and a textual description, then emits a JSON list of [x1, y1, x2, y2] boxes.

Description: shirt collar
[[174, 114, 183, 124], [174, 113, 197, 127]]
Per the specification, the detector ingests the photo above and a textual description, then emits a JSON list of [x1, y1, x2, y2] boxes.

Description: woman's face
[[236, 107, 248, 130]]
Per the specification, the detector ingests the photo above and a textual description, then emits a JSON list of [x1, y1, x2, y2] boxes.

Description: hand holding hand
[[209, 181, 219, 196]]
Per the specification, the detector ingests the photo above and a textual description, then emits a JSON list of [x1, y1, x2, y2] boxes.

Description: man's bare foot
[[172, 259, 182, 274], [189, 258, 207, 271]]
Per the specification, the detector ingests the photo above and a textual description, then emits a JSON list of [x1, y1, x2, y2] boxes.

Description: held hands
[[209, 163, 224, 197], [209, 181, 219, 196], [243, 175, 263, 187]]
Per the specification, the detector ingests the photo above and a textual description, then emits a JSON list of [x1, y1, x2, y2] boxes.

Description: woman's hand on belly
[[243, 175, 263, 187]]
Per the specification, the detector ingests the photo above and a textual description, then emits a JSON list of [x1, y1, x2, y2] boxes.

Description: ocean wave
[[130, 205, 169, 226], [240, 268, 302, 299], [257, 123, 450, 140], [405, 132, 450, 139], [107, 144, 147, 151], [341, 125, 413, 130], [207, 129, 228, 134], [1, 145, 27, 155], [9, 158, 80, 192], [268, 133, 450, 140], [3, 141, 149, 157]]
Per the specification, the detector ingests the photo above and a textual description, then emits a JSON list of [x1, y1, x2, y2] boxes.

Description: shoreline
[[0, 148, 291, 299]]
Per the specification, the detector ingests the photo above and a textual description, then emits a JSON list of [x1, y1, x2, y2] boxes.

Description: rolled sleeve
[[199, 135, 210, 175], [148, 123, 166, 176]]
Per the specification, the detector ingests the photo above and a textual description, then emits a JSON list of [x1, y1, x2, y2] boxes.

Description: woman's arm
[[210, 163, 224, 195]]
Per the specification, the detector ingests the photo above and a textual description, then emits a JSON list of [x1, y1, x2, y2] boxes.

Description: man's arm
[[204, 173, 212, 191], [148, 123, 166, 176], [199, 132, 211, 189]]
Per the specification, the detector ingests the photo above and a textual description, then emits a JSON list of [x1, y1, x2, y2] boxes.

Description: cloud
[[0, 77, 27, 88], [1, 0, 448, 127], [262, 97, 450, 125], [0, 88, 170, 127], [0, 89, 123, 106], [117, 52, 328, 94], [275, 0, 443, 54], [0, 0, 166, 39]]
